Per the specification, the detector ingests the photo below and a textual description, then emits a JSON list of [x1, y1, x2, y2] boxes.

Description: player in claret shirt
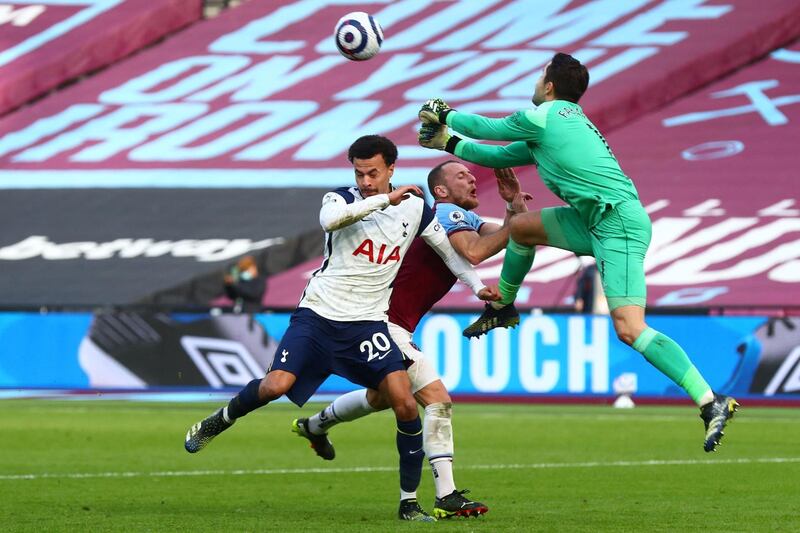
[[418, 52, 739, 453], [293, 159, 531, 519], [184, 135, 498, 522]]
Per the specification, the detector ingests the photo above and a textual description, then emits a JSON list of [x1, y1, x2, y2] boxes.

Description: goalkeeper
[[418, 52, 738, 453]]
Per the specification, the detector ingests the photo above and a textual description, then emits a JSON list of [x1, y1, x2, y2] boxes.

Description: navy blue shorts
[[270, 307, 407, 406]]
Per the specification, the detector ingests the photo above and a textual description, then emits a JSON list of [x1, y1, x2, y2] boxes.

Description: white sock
[[699, 389, 715, 407], [308, 389, 376, 434], [423, 402, 456, 498], [430, 458, 456, 498], [400, 489, 417, 501]]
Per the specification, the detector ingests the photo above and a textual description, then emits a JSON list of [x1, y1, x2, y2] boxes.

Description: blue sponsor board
[[0, 311, 793, 399], [0, 312, 92, 388], [412, 313, 761, 397]]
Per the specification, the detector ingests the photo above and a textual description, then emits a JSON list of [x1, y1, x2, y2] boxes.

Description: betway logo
[[0, 235, 285, 262], [0, 5, 45, 27]]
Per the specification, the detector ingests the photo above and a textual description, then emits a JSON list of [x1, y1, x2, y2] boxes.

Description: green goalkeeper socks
[[497, 238, 536, 305], [632, 328, 712, 406]]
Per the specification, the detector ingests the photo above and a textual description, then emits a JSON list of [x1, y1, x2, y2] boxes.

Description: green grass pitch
[[1, 399, 798, 532]]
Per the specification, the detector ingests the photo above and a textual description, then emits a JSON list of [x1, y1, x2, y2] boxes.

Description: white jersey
[[299, 186, 484, 322]]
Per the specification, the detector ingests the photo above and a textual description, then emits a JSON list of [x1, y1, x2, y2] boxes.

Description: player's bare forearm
[[475, 225, 511, 263], [450, 224, 509, 265]]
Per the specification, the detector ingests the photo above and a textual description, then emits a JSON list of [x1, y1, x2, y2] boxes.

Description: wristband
[[439, 108, 454, 125], [506, 201, 514, 211], [444, 135, 461, 154]]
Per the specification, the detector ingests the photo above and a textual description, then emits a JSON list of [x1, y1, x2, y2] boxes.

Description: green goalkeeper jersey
[[446, 100, 640, 229]]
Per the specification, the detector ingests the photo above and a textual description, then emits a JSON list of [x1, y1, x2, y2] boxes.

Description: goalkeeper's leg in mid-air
[[466, 205, 738, 452]]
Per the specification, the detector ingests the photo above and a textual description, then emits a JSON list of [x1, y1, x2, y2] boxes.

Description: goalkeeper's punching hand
[[418, 123, 450, 150], [418, 98, 453, 124]]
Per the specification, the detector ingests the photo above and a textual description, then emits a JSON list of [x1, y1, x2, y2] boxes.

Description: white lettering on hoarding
[[758, 200, 799, 217], [14, 104, 207, 162], [647, 219, 800, 284], [0, 4, 45, 27], [664, 80, 800, 127], [0, 104, 105, 158], [433, 0, 646, 50], [100, 56, 251, 104], [656, 287, 729, 306], [129, 102, 318, 161], [0, 1, 740, 164], [681, 140, 744, 161], [469, 328, 511, 393], [567, 317, 609, 393], [336, 52, 478, 100], [418, 315, 612, 394], [469, 206, 800, 293], [0, 0, 123, 68], [593, 0, 731, 47], [192, 56, 347, 102], [646, 217, 757, 270], [772, 48, 800, 64], [236, 102, 420, 161], [0, 235, 286, 262], [421, 315, 462, 391], [518, 315, 560, 392], [770, 260, 800, 283]]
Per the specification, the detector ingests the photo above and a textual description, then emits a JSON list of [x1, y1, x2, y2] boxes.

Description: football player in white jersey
[[293, 157, 531, 519], [184, 135, 499, 522]]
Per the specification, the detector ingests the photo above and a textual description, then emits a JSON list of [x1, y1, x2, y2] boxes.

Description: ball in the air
[[334, 11, 383, 61]]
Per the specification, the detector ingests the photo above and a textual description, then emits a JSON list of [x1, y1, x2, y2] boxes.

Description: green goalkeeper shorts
[[541, 200, 652, 310]]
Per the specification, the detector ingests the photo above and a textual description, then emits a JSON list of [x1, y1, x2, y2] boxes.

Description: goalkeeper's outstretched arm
[[446, 110, 539, 142], [448, 139, 535, 169]]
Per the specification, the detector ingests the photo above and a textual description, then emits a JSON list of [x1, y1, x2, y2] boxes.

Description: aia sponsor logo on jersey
[[352, 239, 401, 264]]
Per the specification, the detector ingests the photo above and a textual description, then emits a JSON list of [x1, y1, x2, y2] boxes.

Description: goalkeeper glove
[[418, 123, 449, 150], [418, 123, 461, 152], [418, 98, 454, 125]]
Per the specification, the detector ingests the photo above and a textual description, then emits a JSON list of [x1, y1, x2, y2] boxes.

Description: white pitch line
[[2, 457, 798, 481]]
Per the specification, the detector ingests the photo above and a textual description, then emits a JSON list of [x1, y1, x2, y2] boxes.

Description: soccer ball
[[334, 12, 383, 61]]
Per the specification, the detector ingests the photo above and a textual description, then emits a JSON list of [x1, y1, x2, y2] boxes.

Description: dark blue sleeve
[[416, 202, 436, 238], [332, 186, 355, 204]]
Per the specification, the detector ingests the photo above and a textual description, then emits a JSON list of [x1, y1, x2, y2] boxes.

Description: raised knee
[[367, 388, 390, 410], [509, 212, 546, 246], [259, 377, 288, 401], [616, 330, 637, 346], [395, 397, 419, 421], [614, 322, 646, 347], [509, 215, 530, 242]]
